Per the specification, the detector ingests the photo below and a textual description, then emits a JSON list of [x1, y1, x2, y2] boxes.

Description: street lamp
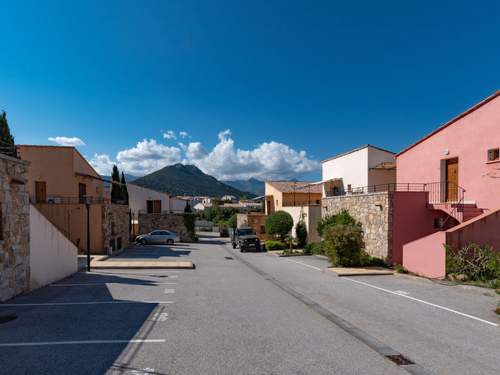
[[85, 196, 91, 272]]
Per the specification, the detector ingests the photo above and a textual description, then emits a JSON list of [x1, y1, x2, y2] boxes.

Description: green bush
[[317, 210, 359, 237], [265, 240, 287, 251], [265, 211, 293, 240], [394, 264, 408, 273], [183, 213, 196, 241], [304, 241, 332, 255], [324, 223, 364, 267], [295, 220, 308, 248], [446, 243, 500, 284]]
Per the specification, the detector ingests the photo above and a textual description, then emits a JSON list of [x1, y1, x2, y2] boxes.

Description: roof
[[397, 90, 500, 156], [266, 181, 323, 194], [322, 144, 395, 163]]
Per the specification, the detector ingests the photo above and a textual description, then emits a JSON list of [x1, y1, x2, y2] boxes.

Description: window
[[79, 183, 87, 204], [487, 148, 499, 162], [347, 184, 352, 192], [147, 200, 162, 213]]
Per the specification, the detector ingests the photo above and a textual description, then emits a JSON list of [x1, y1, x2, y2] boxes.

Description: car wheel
[[167, 239, 174, 245], [232, 242, 237, 249], [140, 238, 147, 245]]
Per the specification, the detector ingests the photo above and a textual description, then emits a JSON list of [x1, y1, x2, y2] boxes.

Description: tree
[[120, 172, 129, 205], [295, 219, 308, 248], [0, 111, 14, 146], [111, 165, 121, 204], [227, 214, 237, 229], [184, 201, 192, 213], [265, 211, 293, 241]]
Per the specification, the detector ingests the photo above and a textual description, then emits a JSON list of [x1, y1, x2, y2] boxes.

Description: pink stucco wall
[[396, 94, 500, 211], [392, 192, 454, 265], [403, 231, 446, 279], [447, 208, 500, 251]]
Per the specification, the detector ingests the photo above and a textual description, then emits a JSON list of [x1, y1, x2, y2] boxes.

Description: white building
[[322, 145, 396, 197], [128, 183, 170, 215]]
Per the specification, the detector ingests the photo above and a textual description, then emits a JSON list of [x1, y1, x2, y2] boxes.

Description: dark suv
[[231, 227, 261, 252]]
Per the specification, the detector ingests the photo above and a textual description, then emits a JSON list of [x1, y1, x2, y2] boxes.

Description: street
[[0, 233, 498, 375]]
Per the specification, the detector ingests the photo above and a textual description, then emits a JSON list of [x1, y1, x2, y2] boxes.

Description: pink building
[[396, 91, 500, 278]]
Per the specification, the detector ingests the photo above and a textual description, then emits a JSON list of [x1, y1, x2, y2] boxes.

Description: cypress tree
[[0, 111, 15, 155], [111, 165, 121, 203], [120, 172, 129, 205]]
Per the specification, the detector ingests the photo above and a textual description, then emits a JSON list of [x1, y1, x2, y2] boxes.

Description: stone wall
[[322, 192, 393, 262], [0, 154, 30, 302], [103, 203, 130, 254], [138, 213, 190, 241]]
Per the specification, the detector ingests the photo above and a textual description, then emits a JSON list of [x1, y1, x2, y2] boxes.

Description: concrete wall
[[446, 208, 500, 251], [403, 231, 447, 279], [29, 205, 78, 290], [322, 192, 392, 261], [396, 94, 500, 211], [0, 154, 30, 302], [282, 206, 321, 244], [128, 183, 170, 215], [236, 213, 268, 240]]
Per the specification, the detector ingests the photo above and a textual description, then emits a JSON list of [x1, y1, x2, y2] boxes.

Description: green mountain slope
[[132, 163, 255, 198]]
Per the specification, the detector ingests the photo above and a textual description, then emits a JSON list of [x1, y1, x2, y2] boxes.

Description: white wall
[[171, 197, 189, 213], [281, 206, 321, 244], [322, 147, 369, 190], [128, 183, 170, 214], [30, 205, 78, 290]]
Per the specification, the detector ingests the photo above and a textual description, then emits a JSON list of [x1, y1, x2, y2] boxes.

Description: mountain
[[102, 174, 138, 182], [132, 164, 256, 198], [223, 178, 264, 196]]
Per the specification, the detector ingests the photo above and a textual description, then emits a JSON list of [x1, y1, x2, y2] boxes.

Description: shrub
[[295, 220, 308, 248], [304, 241, 332, 255], [394, 264, 408, 274], [183, 213, 196, 241], [317, 210, 359, 237], [265, 240, 287, 251], [323, 223, 364, 267], [446, 243, 500, 282], [265, 211, 294, 241]]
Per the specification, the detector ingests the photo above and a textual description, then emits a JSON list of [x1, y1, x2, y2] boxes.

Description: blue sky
[[1, 0, 499, 180]]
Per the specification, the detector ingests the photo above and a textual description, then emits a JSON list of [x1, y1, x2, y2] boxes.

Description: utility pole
[[85, 197, 91, 272]]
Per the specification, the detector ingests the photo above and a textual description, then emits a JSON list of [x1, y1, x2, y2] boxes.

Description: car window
[[150, 231, 162, 235], [160, 231, 170, 235], [238, 229, 254, 236]]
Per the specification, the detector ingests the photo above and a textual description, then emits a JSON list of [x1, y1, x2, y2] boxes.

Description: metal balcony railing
[[32, 196, 105, 205]]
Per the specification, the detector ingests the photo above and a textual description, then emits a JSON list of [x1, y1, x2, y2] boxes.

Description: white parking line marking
[[344, 277, 499, 327], [163, 289, 175, 294], [0, 339, 166, 347], [394, 290, 410, 296], [0, 301, 174, 307], [169, 275, 179, 279], [284, 258, 322, 271], [151, 312, 169, 322], [50, 282, 176, 287], [281, 257, 499, 328]]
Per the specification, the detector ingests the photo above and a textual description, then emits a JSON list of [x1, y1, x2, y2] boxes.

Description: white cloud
[[48, 136, 85, 146], [90, 139, 182, 176], [90, 131, 319, 180], [184, 129, 320, 180], [179, 131, 189, 138], [162, 130, 176, 140]]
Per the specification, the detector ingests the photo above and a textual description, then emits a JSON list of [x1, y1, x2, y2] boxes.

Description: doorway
[[445, 158, 458, 202]]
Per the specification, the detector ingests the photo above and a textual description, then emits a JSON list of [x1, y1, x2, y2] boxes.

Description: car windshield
[[238, 228, 254, 236]]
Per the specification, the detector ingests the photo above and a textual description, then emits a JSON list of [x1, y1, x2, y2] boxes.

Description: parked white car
[[136, 230, 178, 245]]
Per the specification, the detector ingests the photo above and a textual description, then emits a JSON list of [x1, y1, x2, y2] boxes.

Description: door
[[35, 181, 47, 203], [445, 158, 458, 202]]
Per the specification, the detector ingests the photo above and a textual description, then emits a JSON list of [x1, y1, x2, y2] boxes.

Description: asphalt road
[[0, 234, 498, 374]]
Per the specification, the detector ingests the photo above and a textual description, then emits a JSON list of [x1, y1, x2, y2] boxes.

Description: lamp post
[[85, 196, 91, 272]]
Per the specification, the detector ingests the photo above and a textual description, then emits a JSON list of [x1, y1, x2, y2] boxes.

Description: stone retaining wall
[[322, 192, 393, 262], [0, 154, 30, 302], [138, 213, 190, 241], [103, 203, 130, 254]]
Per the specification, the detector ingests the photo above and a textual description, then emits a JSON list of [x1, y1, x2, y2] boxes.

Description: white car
[[136, 230, 178, 245]]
